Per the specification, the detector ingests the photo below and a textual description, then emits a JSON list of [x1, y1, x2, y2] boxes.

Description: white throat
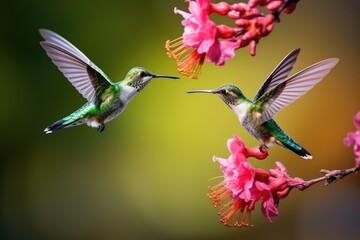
[[120, 85, 138, 104], [231, 102, 249, 123]]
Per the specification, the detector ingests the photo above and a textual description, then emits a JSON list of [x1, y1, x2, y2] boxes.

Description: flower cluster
[[344, 112, 360, 168], [208, 134, 303, 227], [165, 0, 300, 79]]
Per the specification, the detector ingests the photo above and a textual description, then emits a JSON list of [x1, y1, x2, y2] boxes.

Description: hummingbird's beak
[[152, 74, 179, 80], [187, 89, 214, 94]]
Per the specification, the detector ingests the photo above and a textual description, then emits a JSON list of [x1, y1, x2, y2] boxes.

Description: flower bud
[[284, 2, 297, 14], [247, 0, 260, 8], [228, 10, 240, 19], [210, 2, 231, 15], [260, 15, 275, 35], [269, 177, 287, 192], [249, 40, 257, 56], [269, 168, 279, 177], [266, 0, 283, 12], [231, 3, 250, 14], [255, 168, 270, 182], [217, 25, 238, 38], [235, 19, 250, 28], [244, 145, 268, 159], [275, 188, 290, 199]]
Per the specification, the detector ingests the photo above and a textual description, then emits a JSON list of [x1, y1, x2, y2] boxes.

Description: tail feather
[[44, 118, 85, 134], [44, 119, 66, 134], [277, 139, 312, 160]]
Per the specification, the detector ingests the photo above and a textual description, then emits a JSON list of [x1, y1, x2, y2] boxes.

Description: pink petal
[[344, 132, 356, 146], [188, 0, 208, 23], [206, 39, 240, 66], [196, 23, 217, 53], [354, 144, 360, 167], [355, 112, 360, 130], [197, 0, 210, 9], [261, 197, 279, 223], [174, 8, 191, 19], [213, 156, 229, 167], [238, 162, 255, 200], [227, 134, 246, 155], [274, 161, 289, 177]]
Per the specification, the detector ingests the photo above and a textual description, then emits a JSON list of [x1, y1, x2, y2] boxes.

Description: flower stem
[[289, 167, 360, 190]]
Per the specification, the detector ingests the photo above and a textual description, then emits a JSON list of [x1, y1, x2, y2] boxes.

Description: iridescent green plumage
[[188, 49, 339, 159], [40, 29, 178, 134]]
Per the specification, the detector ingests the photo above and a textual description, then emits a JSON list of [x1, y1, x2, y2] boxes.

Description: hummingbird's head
[[125, 67, 179, 92], [187, 84, 243, 108]]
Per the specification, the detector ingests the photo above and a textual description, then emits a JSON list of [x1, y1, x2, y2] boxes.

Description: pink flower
[[207, 37, 241, 65], [165, 0, 240, 79], [214, 155, 255, 201], [209, 135, 303, 227], [344, 112, 360, 167], [248, 0, 298, 13], [176, 0, 215, 51], [208, 135, 271, 227], [166, 0, 300, 79], [268, 162, 304, 200], [261, 193, 278, 222]]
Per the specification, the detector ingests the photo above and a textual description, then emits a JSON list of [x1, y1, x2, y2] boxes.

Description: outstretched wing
[[256, 58, 339, 125], [39, 29, 114, 107], [253, 49, 301, 101]]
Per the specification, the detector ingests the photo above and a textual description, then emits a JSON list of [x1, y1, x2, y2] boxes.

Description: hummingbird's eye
[[139, 71, 146, 77], [221, 89, 227, 94]]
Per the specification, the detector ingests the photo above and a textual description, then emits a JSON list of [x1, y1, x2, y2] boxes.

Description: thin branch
[[289, 167, 360, 190]]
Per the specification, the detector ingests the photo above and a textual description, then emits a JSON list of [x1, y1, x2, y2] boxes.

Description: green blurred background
[[1, 0, 360, 239]]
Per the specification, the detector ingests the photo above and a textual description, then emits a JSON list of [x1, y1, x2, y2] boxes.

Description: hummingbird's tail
[[44, 117, 85, 134], [277, 139, 312, 160]]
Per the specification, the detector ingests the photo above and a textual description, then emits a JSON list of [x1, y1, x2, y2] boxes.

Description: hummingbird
[[39, 29, 178, 134], [188, 49, 339, 159]]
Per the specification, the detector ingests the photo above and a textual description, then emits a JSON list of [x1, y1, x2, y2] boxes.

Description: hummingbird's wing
[[256, 58, 339, 125], [253, 49, 300, 101], [39, 29, 115, 107]]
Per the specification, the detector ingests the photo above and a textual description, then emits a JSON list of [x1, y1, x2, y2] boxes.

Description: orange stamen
[[209, 181, 254, 227], [165, 36, 205, 79]]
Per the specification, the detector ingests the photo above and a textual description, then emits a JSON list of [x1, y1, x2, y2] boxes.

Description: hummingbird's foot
[[259, 144, 268, 153], [97, 123, 105, 132]]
